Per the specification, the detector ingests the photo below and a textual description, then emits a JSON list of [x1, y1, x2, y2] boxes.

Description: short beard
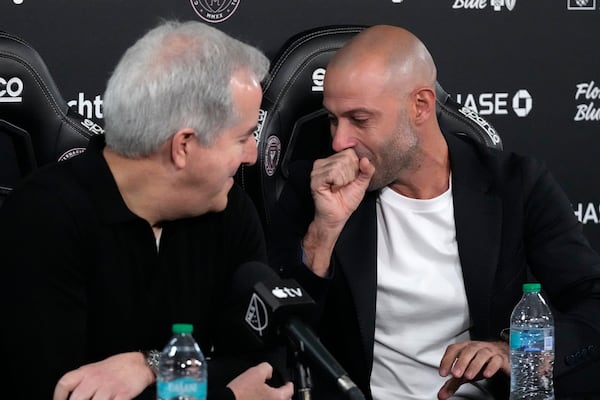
[[367, 114, 420, 191]]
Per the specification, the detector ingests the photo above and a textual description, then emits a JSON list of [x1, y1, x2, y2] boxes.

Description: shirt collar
[[71, 134, 142, 225]]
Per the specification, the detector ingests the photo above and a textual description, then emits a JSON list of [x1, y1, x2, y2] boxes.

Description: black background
[[2, 0, 599, 252]]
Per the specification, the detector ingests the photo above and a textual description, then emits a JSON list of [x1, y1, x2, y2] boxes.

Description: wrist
[[141, 349, 160, 379], [500, 328, 509, 342], [303, 223, 340, 277]]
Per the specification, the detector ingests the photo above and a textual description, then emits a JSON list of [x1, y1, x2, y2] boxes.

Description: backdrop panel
[[1, 0, 599, 251]]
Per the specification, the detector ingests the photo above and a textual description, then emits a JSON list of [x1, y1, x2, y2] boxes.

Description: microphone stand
[[284, 318, 366, 400], [288, 337, 312, 400]]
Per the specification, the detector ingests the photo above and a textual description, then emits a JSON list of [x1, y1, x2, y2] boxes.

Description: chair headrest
[[0, 32, 104, 167], [238, 25, 502, 233], [239, 26, 365, 228], [0, 31, 103, 197], [435, 81, 502, 150]]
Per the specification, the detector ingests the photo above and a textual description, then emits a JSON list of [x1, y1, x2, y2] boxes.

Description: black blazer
[[270, 132, 600, 399]]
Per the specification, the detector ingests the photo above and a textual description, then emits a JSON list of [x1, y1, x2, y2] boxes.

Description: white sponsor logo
[[458, 106, 502, 145], [453, 0, 487, 9], [391, 0, 404, 3], [271, 286, 303, 299], [574, 81, 600, 122], [81, 118, 105, 135], [253, 109, 267, 145], [455, 89, 532, 117], [491, 0, 516, 10], [245, 293, 268, 336], [567, 0, 596, 10], [190, 0, 240, 23], [574, 203, 600, 224], [58, 148, 86, 162], [67, 92, 103, 119], [311, 68, 326, 92], [13, 0, 24, 4], [0, 77, 23, 103], [512, 89, 532, 117], [452, 0, 517, 10]]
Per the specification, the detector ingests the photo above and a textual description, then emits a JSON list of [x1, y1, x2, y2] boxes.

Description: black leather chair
[[0, 31, 103, 204], [237, 25, 503, 240]]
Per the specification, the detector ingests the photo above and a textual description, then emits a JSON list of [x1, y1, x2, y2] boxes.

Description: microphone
[[226, 261, 366, 400]]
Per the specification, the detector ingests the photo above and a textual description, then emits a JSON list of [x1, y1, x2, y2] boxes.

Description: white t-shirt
[[370, 184, 472, 400]]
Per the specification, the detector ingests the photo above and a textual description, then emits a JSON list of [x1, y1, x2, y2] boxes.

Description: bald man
[[270, 25, 600, 399]]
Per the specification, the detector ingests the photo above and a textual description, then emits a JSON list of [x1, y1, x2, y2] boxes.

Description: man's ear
[[413, 87, 436, 125], [170, 128, 197, 169]]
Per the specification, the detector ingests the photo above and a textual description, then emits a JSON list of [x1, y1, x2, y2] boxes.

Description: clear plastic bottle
[[509, 283, 555, 400], [157, 323, 207, 400]]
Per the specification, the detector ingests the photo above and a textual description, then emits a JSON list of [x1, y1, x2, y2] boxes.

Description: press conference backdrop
[[1, 0, 600, 251]]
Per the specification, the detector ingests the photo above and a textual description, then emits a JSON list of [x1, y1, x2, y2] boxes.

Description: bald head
[[328, 25, 437, 94]]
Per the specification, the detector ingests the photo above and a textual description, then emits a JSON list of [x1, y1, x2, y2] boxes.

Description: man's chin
[[208, 190, 231, 213], [367, 179, 385, 192], [217, 195, 229, 211]]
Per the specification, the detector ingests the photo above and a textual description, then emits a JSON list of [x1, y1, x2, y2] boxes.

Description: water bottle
[[509, 283, 555, 400], [157, 323, 207, 400]]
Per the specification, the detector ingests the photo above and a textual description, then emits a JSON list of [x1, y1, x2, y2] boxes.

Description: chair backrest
[[0, 31, 103, 203], [241, 25, 503, 239]]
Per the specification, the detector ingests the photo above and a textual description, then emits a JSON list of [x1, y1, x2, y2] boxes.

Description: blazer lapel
[[335, 191, 378, 372], [447, 134, 503, 339]]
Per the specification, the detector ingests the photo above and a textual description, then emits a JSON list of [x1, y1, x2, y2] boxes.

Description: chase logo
[[454, 89, 533, 117], [567, 0, 596, 10], [512, 89, 533, 117], [0, 77, 23, 103], [190, 0, 240, 23], [574, 202, 600, 224]]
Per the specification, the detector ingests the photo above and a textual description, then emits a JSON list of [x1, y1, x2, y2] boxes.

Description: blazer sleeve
[[520, 157, 600, 391]]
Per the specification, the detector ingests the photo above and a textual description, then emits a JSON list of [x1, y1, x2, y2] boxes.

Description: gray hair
[[102, 20, 270, 157]]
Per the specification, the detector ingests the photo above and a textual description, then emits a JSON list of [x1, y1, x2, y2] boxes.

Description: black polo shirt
[[0, 135, 269, 399]]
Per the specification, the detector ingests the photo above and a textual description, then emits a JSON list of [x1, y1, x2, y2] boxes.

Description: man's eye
[[352, 117, 368, 125], [239, 135, 252, 144], [328, 115, 338, 126]]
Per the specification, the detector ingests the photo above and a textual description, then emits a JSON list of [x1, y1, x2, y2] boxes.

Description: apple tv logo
[[271, 286, 303, 298]]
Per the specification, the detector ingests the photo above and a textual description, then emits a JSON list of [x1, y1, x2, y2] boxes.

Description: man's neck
[[389, 134, 450, 199], [103, 147, 168, 227]]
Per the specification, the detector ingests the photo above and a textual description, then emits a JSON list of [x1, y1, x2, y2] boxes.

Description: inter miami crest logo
[[264, 135, 281, 177], [190, 0, 240, 23]]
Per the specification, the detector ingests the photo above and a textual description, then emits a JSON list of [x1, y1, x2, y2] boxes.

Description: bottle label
[[157, 377, 207, 400], [510, 328, 553, 352]]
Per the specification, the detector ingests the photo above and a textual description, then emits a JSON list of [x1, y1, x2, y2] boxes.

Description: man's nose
[[242, 137, 258, 165], [331, 123, 355, 153]]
